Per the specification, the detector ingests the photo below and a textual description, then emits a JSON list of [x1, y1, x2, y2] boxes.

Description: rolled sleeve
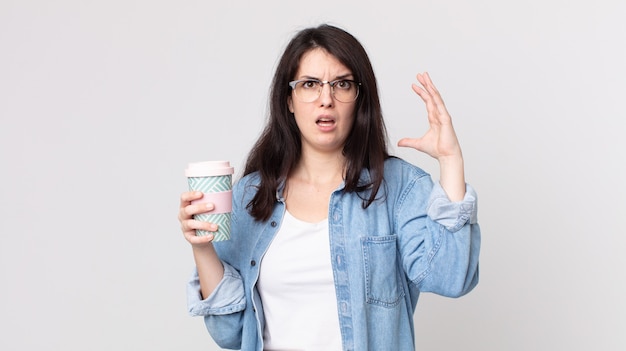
[[427, 182, 478, 232], [187, 262, 246, 316]]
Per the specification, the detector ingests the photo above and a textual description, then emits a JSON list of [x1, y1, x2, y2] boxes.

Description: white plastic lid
[[185, 161, 234, 177]]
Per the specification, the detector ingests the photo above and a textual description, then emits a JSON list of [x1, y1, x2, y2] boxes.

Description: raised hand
[[397, 72, 462, 161], [398, 72, 466, 201]]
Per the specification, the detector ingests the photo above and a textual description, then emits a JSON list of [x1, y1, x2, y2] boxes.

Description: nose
[[319, 82, 334, 106]]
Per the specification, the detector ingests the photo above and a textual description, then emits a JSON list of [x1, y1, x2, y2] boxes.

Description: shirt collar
[[274, 168, 372, 201]]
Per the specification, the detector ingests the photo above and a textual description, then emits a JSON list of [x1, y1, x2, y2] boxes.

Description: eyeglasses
[[288, 79, 361, 103]]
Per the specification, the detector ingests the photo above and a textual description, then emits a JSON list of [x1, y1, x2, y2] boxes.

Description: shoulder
[[382, 157, 434, 207], [232, 172, 261, 206], [383, 157, 429, 180], [234, 172, 261, 191]]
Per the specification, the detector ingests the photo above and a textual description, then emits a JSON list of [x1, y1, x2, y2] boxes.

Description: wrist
[[191, 240, 215, 253], [438, 155, 465, 202], [438, 153, 464, 167]]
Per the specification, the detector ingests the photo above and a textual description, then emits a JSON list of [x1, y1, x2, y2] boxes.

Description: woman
[[179, 24, 480, 351]]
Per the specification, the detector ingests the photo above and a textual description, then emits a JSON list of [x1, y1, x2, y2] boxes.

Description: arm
[[179, 191, 225, 298], [398, 174, 480, 297], [180, 191, 247, 349], [397, 72, 480, 295]]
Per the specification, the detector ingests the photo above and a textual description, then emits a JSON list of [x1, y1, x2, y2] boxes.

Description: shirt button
[[251, 260, 256, 266], [271, 221, 277, 227]]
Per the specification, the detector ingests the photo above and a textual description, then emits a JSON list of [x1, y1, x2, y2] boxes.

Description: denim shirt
[[187, 157, 481, 351]]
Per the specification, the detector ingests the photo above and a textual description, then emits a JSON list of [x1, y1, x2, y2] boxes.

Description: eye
[[334, 80, 353, 90], [301, 80, 320, 89]]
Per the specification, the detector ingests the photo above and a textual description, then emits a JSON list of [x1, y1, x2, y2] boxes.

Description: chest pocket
[[361, 235, 405, 308]]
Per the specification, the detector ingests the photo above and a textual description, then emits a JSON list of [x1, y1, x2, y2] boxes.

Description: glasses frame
[[288, 79, 361, 103]]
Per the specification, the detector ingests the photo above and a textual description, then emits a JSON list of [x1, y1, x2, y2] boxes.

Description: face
[[288, 48, 356, 155]]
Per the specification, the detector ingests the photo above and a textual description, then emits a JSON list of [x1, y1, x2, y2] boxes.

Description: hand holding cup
[[184, 161, 234, 242], [178, 191, 219, 245]]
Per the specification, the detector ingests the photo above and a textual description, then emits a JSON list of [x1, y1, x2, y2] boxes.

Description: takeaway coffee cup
[[185, 161, 234, 241]]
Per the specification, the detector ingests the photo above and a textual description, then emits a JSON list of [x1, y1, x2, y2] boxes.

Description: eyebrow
[[299, 73, 354, 81]]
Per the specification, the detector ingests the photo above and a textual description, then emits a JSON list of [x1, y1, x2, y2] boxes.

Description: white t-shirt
[[257, 210, 342, 351]]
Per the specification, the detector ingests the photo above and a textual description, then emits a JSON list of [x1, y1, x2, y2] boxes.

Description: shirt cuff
[[187, 262, 246, 316], [427, 182, 478, 232]]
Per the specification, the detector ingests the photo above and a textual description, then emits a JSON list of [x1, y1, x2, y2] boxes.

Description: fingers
[[179, 201, 215, 222], [178, 191, 213, 219], [180, 191, 203, 208], [179, 191, 218, 245], [182, 216, 218, 233], [179, 191, 203, 220], [397, 137, 424, 150], [412, 72, 452, 125], [416, 72, 442, 103], [411, 74, 437, 124], [182, 218, 217, 245]]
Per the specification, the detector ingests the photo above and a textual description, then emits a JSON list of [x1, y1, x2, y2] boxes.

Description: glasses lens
[[294, 80, 320, 102], [333, 80, 359, 102]]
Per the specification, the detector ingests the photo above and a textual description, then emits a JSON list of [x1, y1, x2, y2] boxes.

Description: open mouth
[[316, 117, 336, 126]]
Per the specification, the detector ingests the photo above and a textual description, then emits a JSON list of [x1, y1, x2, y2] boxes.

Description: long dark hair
[[243, 24, 390, 221]]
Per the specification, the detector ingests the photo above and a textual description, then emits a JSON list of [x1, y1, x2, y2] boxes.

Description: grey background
[[1, 0, 624, 350]]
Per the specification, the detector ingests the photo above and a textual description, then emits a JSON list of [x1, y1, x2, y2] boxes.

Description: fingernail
[[206, 203, 214, 210]]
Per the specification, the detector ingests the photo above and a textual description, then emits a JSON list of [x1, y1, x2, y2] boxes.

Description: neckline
[[285, 209, 328, 227]]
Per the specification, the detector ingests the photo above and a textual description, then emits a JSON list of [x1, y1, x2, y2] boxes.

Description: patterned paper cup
[[185, 161, 234, 241]]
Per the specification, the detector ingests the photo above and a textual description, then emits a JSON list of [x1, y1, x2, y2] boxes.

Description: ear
[[288, 96, 294, 113]]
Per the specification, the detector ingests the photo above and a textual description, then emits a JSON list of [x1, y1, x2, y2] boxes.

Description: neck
[[291, 149, 345, 185]]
